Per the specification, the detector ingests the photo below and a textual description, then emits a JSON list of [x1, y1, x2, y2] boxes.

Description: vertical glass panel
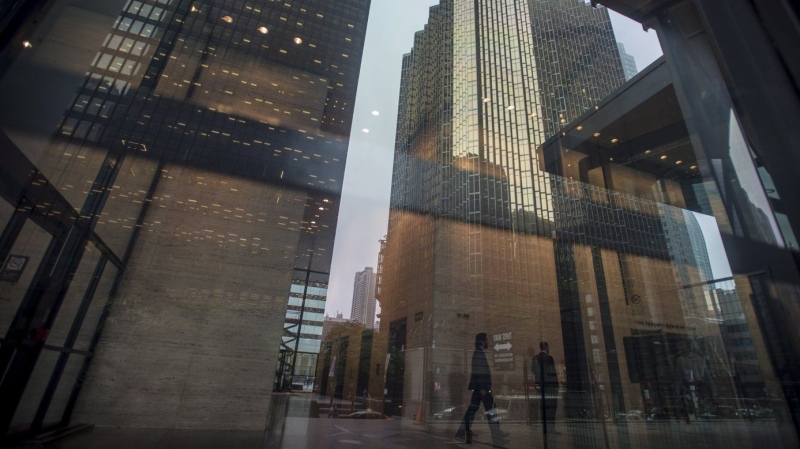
[[0, 220, 53, 335], [10, 349, 58, 429], [72, 263, 117, 352], [42, 354, 84, 427], [48, 243, 101, 349], [94, 151, 159, 256]]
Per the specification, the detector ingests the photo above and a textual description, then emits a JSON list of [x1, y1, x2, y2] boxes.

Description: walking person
[[455, 333, 509, 445]]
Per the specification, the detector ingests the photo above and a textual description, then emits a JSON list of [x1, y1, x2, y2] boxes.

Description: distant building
[[322, 312, 351, 341], [618, 42, 639, 80], [351, 267, 377, 329]]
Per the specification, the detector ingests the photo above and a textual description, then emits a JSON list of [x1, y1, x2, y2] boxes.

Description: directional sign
[[492, 332, 515, 371], [494, 342, 512, 352]]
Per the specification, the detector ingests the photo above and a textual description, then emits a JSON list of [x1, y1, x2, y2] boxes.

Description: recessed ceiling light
[[593, 132, 601, 137], [372, 111, 379, 116], [319, 207, 324, 210], [576, 126, 583, 131], [645, 149, 652, 154], [560, 119, 566, 123], [362, 129, 369, 133], [258, 26, 268, 34], [483, 98, 490, 103], [507, 105, 515, 111], [22, 41, 32, 48], [611, 138, 619, 143], [222, 15, 233, 23], [690, 165, 697, 169], [293, 37, 303, 44], [675, 160, 683, 165], [191, 6, 198, 12], [530, 112, 537, 118], [660, 155, 668, 160]]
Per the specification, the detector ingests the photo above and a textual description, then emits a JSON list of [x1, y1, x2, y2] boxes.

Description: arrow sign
[[494, 342, 512, 351]]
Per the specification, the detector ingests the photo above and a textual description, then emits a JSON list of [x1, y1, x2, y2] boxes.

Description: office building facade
[[0, 0, 369, 439], [350, 267, 377, 329], [617, 42, 638, 80]]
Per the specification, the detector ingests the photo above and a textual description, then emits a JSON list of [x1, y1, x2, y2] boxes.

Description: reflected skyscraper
[[618, 42, 638, 80], [379, 0, 628, 420], [351, 267, 377, 329]]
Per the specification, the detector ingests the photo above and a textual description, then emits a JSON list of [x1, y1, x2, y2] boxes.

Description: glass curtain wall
[[1, 0, 799, 448]]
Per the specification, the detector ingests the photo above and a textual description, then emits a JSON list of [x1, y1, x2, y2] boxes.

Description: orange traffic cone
[[413, 403, 424, 425]]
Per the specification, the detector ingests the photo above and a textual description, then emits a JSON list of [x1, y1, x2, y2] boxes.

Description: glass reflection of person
[[675, 340, 716, 421], [455, 333, 508, 445], [531, 341, 559, 434]]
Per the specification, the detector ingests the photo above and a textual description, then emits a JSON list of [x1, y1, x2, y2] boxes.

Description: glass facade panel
[[1, 0, 800, 448]]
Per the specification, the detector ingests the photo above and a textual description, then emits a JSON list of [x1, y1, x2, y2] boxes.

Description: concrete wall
[[72, 165, 306, 430]]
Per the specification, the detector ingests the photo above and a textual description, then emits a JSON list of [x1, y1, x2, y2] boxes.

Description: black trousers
[[456, 390, 503, 443]]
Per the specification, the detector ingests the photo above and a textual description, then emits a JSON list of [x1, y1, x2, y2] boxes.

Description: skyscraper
[[378, 0, 628, 419], [618, 42, 638, 80], [350, 267, 377, 329], [0, 0, 369, 436]]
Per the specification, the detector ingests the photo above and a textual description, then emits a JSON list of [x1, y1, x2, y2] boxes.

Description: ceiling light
[[530, 112, 537, 118], [372, 111, 379, 116], [362, 129, 369, 133], [560, 119, 566, 124], [258, 26, 268, 34], [576, 126, 583, 131], [222, 15, 233, 23], [645, 149, 652, 154], [294, 37, 303, 44], [191, 6, 198, 12], [660, 155, 668, 160], [675, 160, 683, 165], [593, 132, 601, 137], [611, 138, 619, 143], [319, 207, 324, 210], [22, 41, 32, 48], [507, 105, 515, 111], [690, 165, 697, 169], [483, 98, 490, 103]]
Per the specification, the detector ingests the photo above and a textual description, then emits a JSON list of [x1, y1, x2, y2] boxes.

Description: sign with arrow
[[492, 332, 515, 371]]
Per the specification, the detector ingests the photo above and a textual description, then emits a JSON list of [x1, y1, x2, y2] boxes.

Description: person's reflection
[[455, 333, 509, 445], [674, 339, 716, 422], [531, 341, 559, 434]]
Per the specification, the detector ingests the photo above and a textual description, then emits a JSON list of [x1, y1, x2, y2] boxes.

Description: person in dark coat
[[455, 333, 509, 445], [531, 341, 559, 433]]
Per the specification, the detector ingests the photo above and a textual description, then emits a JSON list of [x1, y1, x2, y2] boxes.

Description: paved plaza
[[18, 395, 796, 449]]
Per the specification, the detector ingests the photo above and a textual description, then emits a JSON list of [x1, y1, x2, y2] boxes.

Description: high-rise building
[[350, 267, 377, 329], [375, 0, 743, 425], [378, 0, 628, 416], [0, 0, 369, 436], [618, 42, 638, 80]]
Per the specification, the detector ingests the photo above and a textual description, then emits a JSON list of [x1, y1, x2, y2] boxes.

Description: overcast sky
[[325, 1, 664, 318]]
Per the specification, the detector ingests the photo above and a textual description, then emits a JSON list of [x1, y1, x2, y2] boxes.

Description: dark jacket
[[531, 352, 558, 389], [468, 347, 492, 392]]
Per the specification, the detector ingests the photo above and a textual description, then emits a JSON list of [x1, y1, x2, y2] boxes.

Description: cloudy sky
[[325, 1, 664, 318]]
